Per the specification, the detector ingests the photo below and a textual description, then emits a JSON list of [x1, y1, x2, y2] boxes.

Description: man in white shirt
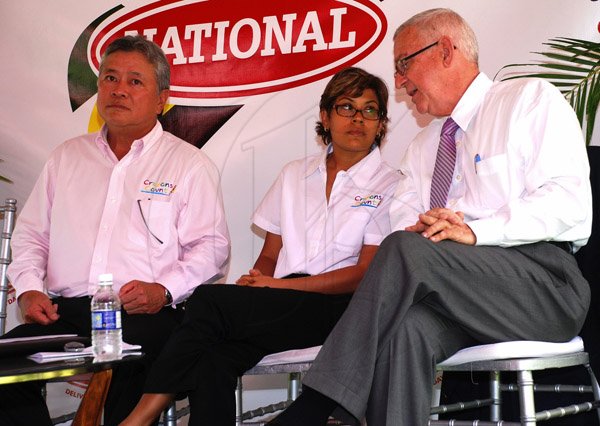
[[269, 8, 592, 426], [2, 35, 230, 425]]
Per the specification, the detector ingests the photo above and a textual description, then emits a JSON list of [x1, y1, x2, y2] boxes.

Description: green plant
[[497, 37, 600, 145]]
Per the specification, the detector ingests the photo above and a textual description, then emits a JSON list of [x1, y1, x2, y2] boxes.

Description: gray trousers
[[303, 231, 591, 425]]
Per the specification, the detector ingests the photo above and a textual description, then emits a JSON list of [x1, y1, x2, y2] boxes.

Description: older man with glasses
[[269, 8, 591, 426]]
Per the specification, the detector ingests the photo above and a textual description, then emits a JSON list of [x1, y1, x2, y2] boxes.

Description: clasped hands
[[405, 208, 476, 245], [18, 280, 168, 325], [236, 269, 279, 287]]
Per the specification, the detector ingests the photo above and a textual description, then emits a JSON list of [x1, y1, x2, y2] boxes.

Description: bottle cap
[[98, 273, 113, 284]]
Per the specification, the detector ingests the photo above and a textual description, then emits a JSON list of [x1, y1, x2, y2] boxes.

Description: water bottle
[[91, 273, 123, 361]]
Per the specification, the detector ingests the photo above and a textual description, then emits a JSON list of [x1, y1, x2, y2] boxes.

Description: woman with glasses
[[120, 67, 400, 426]]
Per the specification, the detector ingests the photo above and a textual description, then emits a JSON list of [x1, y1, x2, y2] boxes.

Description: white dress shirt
[[8, 122, 230, 303], [390, 73, 592, 248], [253, 146, 400, 279]]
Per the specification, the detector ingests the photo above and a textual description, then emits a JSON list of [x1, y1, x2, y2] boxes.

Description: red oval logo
[[88, 0, 387, 99]]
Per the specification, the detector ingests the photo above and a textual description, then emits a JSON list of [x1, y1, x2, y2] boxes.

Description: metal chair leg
[[517, 370, 537, 425], [162, 401, 177, 426], [0, 198, 17, 336], [235, 376, 243, 426], [288, 372, 301, 401], [489, 370, 502, 421], [585, 364, 600, 424]]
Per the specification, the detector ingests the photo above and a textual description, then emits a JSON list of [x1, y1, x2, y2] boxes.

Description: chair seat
[[255, 346, 322, 367], [438, 336, 584, 368], [248, 337, 584, 371], [244, 346, 322, 375]]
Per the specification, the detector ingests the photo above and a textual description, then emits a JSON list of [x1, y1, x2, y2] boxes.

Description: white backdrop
[[0, 1, 598, 423]]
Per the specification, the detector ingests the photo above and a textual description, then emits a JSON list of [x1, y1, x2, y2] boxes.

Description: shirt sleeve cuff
[[11, 275, 45, 300], [363, 233, 386, 246], [467, 217, 504, 246], [157, 266, 223, 305], [252, 214, 280, 235]]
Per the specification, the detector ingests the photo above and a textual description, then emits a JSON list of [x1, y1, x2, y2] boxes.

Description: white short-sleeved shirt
[[253, 146, 400, 278]]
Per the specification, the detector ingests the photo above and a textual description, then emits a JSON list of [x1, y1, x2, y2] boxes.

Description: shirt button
[[456, 174, 462, 182]]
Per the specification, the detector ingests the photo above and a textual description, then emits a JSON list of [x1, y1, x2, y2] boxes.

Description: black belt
[[548, 241, 573, 254], [282, 273, 311, 279]]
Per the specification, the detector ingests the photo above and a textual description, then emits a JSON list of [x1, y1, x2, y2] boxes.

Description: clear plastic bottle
[[90, 273, 123, 361]]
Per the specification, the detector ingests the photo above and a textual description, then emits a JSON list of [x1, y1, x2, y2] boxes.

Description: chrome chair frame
[[0, 198, 16, 336], [236, 360, 313, 425], [162, 400, 190, 426], [234, 337, 600, 426], [429, 338, 600, 426]]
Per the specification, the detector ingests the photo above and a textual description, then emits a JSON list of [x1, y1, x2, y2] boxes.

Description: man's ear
[[439, 36, 454, 66], [157, 89, 170, 114]]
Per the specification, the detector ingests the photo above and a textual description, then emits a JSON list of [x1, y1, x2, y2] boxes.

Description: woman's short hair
[[316, 67, 389, 147], [100, 35, 170, 92]]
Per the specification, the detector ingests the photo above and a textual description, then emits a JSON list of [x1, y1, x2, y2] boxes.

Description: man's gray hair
[[100, 35, 170, 92], [394, 8, 479, 65]]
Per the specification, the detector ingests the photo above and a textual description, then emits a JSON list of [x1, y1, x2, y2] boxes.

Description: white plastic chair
[[235, 337, 600, 426], [236, 346, 320, 425], [430, 336, 600, 425]]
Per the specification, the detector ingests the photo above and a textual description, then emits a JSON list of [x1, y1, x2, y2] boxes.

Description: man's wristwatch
[[164, 288, 173, 306]]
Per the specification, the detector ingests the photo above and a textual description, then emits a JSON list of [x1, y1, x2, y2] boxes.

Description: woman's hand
[[236, 269, 279, 287]]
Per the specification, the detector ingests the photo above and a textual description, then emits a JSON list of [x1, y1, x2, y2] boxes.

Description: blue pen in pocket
[[474, 154, 481, 174]]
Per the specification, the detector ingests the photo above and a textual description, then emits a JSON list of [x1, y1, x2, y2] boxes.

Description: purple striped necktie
[[430, 117, 460, 209]]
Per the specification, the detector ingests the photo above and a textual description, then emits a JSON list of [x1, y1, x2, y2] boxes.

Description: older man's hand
[[405, 208, 476, 245], [119, 280, 168, 314]]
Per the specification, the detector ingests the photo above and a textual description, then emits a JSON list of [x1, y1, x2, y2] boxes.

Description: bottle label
[[91, 310, 122, 330]]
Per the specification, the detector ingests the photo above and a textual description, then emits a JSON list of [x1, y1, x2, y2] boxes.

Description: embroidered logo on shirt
[[352, 194, 383, 208], [141, 179, 177, 196]]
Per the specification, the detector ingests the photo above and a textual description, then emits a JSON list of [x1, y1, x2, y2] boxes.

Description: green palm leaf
[[496, 37, 600, 145]]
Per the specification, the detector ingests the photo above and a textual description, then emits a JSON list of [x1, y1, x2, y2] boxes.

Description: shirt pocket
[[128, 198, 173, 247], [473, 154, 510, 210], [331, 207, 372, 257]]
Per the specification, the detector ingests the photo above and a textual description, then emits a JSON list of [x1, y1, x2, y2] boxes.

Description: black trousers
[[0, 297, 184, 426], [143, 285, 352, 426]]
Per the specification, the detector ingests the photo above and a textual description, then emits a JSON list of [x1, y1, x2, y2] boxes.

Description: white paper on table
[[28, 342, 142, 363]]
